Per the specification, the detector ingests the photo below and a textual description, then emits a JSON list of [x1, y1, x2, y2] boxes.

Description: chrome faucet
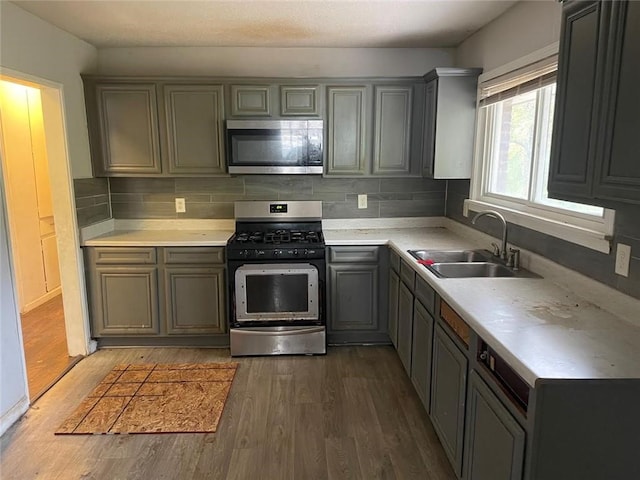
[[471, 210, 508, 261]]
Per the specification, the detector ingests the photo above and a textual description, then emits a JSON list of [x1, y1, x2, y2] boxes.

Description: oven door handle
[[231, 326, 325, 336]]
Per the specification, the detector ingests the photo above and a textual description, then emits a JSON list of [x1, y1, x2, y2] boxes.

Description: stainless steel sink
[[407, 249, 539, 279], [408, 249, 493, 263], [428, 262, 515, 278]]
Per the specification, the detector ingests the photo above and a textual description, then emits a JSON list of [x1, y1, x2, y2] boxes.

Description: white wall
[[97, 46, 454, 77], [0, 2, 98, 179], [0, 168, 29, 436], [455, 0, 562, 71]]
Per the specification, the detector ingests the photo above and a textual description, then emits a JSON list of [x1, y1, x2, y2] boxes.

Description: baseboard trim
[[21, 288, 61, 314], [0, 396, 29, 437]]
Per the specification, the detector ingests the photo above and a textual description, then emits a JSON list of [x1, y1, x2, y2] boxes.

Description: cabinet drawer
[[162, 247, 225, 264], [92, 247, 156, 265], [440, 300, 470, 348], [329, 246, 379, 263], [399, 259, 415, 290], [415, 275, 435, 315], [390, 249, 400, 273]]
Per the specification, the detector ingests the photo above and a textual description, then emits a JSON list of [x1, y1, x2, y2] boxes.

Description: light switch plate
[[358, 194, 367, 209], [615, 243, 631, 277], [175, 197, 186, 213]]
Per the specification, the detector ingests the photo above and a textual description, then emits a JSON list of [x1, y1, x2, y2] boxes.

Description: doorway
[[0, 78, 82, 401]]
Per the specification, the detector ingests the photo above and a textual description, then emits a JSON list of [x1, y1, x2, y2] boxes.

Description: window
[[467, 47, 614, 254]]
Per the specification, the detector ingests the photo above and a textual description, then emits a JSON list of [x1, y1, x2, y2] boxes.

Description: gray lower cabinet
[[463, 371, 525, 480], [162, 84, 225, 175], [327, 246, 389, 344], [410, 299, 434, 412], [88, 83, 162, 176], [85, 246, 226, 340], [396, 280, 414, 374], [388, 269, 400, 348], [431, 323, 468, 477], [164, 266, 226, 334]]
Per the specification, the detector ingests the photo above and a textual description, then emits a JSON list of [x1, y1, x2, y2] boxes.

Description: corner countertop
[[81, 217, 640, 387], [324, 222, 640, 387]]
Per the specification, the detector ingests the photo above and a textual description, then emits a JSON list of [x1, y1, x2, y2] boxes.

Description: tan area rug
[[56, 362, 238, 435]]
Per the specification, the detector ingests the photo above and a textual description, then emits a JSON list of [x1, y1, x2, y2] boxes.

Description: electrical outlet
[[175, 197, 186, 213], [615, 243, 631, 277], [358, 194, 367, 209]]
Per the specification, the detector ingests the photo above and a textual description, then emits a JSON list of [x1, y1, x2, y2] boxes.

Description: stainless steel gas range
[[226, 201, 326, 356]]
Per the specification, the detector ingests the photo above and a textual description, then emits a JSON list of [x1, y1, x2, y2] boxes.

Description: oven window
[[246, 274, 308, 313]]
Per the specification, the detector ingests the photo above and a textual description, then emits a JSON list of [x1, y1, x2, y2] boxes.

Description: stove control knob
[[292, 249, 299, 256], [256, 250, 266, 257], [273, 249, 282, 257], [241, 249, 251, 258], [304, 249, 316, 257]]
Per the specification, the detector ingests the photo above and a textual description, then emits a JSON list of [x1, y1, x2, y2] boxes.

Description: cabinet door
[[372, 86, 412, 175], [326, 86, 369, 175], [164, 266, 226, 334], [94, 84, 162, 175], [328, 263, 379, 331], [548, 1, 609, 201], [397, 280, 414, 374], [431, 324, 468, 476], [594, 0, 640, 203], [421, 79, 437, 177], [90, 266, 159, 335], [388, 269, 400, 348], [163, 85, 225, 175], [463, 371, 525, 480], [411, 300, 434, 412], [230, 85, 271, 116], [280, 85, 320, 116]]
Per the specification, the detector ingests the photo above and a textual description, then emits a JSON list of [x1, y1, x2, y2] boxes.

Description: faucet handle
[[507, 248, 520, 270], [490, 242, 500, 257]]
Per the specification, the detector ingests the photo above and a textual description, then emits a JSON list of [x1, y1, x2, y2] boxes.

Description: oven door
[[234, 263, 319, 322]]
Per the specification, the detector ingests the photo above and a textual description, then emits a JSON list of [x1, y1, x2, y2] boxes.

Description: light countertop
[[82, 218, 640, 387]]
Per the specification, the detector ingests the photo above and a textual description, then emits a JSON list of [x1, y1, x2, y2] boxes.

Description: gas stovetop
[[227, 201, 326, 260]]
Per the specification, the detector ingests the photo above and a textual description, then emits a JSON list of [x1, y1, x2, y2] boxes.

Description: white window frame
[[465, 43, 614, 254]]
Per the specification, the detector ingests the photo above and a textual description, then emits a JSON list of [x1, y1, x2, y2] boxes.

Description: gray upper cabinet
[[280, 85, 320, 116], [593, 0, 640, 203], [230, 85, 272, 116], [326, 86, 370, 175], [421, 68, 482, 179], [549, 0, 640, 206], [327, 246, 389, 344], [548, 1, 606, 201], [91, 83, 162, 176], [372, 86, 413, 175], [162, 85, 225, 175], [463, 371, 526, 480]]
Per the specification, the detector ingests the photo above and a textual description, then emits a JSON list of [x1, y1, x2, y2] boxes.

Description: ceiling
[[12, 0, 520, 49]]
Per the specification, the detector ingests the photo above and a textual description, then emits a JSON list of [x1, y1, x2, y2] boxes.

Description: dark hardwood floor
[[20, 294, 81, 401], [0, 346, 456, 480]]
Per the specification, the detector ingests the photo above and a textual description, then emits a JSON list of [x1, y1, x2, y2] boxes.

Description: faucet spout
[[471, 210, 508, 260]]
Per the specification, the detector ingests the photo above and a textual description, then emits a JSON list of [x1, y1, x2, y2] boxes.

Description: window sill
[[463, 199, 612, 254]]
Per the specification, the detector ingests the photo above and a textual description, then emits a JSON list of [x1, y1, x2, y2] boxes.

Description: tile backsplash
[[74, 178, 111, 227], [108, 176, 447, 219], [446, 179, 640, 300]]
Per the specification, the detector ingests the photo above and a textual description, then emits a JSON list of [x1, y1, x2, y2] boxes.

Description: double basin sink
[[408, 249, 537, 279]]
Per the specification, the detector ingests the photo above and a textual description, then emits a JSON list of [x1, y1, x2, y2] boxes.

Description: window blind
[[479, 56, 558, 107]]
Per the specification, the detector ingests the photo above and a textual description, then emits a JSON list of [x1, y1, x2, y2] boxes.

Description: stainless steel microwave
[[226, 120, 323, 174]]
